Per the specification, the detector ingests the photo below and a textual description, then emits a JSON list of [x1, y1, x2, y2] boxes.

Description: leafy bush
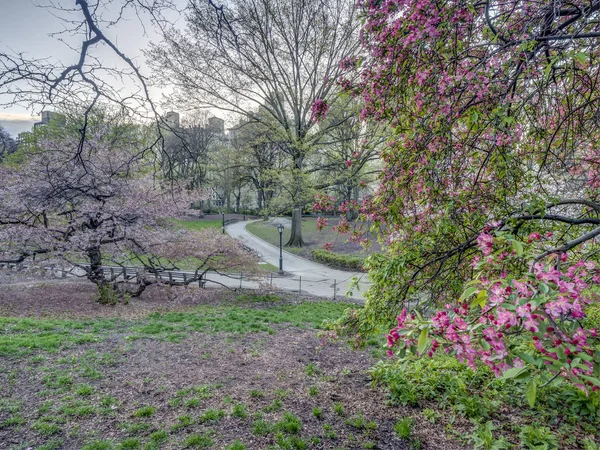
[[584, 301, 600, 329], [372, 353, 600, 445], [311, 249, 364, 271]]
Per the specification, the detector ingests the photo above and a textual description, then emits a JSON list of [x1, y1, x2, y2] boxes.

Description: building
[[165, 111, 180, 129], [207, 116, 225, 134], [33, 111, 64, 129]]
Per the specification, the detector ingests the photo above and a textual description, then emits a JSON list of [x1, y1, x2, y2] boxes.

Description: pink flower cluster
[[313, 193, 335, 212], [316, 216, 329, 231], [387, 234, 600, 390], [323, 242, 334, 251], [310, 98, 330, 123]]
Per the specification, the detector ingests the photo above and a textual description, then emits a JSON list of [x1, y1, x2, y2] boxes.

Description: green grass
[[245, 218, 378, 259], [232, 403, 248, 419], [393, 418, 412, 439], [82, 440, 114, 450], [250, 389, 265, 398], [312, 407, 323, 419], [246, 221, 302, 251], [0, 299, 413, 449], [175, 219, 223, 231], [182, 433, 214, 448], [0, 301, 352, 357], [118, 437, 141, 449], [224, 440, 247, 450], [133, 406, 156, 418], [252, 418, 273, 436], [274, 412, 302, 434], [171, 414, 194, 432], [258, 262, 280, 272], [198, 408, 225, 423]]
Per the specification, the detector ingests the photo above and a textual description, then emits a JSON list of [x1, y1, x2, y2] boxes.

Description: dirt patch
[[0, 272, 355, 320], [1, 328, 466, 450], [0, 282, 467, 450]]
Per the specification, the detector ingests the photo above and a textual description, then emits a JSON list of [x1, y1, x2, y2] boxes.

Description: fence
[[0, 261, 368, 301]]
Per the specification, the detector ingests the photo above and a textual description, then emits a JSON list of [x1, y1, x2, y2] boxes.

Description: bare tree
[[0, 1, 260, 300], [0, 1, 182, 154], [148, 0, 361, 246], [162, 112, 218, 189]]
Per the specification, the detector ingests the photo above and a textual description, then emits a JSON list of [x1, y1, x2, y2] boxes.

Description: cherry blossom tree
[[0, 123, 257, 302], [317, 0, 600, 396]]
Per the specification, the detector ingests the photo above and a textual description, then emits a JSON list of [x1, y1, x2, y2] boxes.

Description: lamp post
[[277, 223, 284, 274], [222, 211, 225, 234]]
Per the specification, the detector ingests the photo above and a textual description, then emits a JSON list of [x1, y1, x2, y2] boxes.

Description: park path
[[226, 220, 371, 300]]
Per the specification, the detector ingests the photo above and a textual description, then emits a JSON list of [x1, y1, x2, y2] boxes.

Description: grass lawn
[[174, 219, 223, 231], [123, 219, 279, 273], [0, 281, 429, 450], [246, 218, 381, 262], [1, 277, 597, 449]]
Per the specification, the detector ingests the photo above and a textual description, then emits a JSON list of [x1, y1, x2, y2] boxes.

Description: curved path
[[226, 220, 370, 300]]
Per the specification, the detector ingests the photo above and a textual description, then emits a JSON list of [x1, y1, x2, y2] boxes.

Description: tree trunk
[[235, 188, 241, 213], [257, 189, 263, 211], [286, 207, 305, 247], [87, 246, 118, 304]]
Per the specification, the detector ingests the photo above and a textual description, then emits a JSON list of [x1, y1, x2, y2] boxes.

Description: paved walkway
[[226, 220, 371, 301]]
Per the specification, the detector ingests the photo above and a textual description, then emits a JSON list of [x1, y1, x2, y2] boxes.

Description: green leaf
[[573, 51, 587, 64], [511, 239, 524, 256], [581, 375, 600, 388], [502, 367, 526, 379], [538, 283, 549, 294], [526, 379, 537, 408], [460, 286, 479, 301], [471, 289, 487, 309], [516, 353, 538, 367], [417, 328, 428, 355]]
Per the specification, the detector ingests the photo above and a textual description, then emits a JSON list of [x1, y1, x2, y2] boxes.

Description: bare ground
[[0, 274, 468, 450]]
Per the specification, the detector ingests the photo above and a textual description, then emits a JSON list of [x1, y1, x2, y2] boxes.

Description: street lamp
[[222, 211, 225, 235], [277, 223, 284, 274]]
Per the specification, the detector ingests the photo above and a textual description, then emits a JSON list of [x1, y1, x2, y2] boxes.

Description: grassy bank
[[246, 218, 378, 265]]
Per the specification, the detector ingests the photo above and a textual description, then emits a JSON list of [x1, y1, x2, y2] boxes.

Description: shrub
[[311, 249, 364, 271], [584, 302, 600, 329]]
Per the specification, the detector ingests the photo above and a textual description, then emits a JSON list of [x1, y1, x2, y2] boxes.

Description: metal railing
[[0, 261, 368, 300]]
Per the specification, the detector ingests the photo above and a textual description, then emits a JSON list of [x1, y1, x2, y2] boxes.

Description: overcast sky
[[0, 0, 183, 136]]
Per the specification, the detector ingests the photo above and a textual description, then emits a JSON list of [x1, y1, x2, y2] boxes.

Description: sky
[[0, 0, 185, 136]]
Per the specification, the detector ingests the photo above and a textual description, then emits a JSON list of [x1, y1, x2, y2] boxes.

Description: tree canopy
[[319, 0, 600, 395]]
